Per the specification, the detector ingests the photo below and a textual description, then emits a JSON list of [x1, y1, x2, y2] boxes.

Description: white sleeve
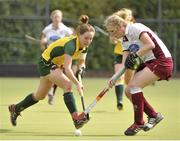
[[65, 27, 73, 36], [42, 27, 48, 35], [61, 23, 73, 36], [122, 41, 131, 51]]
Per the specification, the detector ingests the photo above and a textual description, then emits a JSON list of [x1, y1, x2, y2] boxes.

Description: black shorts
[[37, 57, 57, 76], [114, 54, 123, 65]]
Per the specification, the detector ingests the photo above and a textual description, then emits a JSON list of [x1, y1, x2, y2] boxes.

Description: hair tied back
[[80, 15, 89, 24]]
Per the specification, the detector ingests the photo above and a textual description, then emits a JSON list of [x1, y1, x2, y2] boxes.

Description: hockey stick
[[94, 25, 108, 36], [84, 67, 126, 115], [78, 73, 85, 110], [94, 25, 122, 43], [25, 34, 40, 43], [78, 73, 90, 119]]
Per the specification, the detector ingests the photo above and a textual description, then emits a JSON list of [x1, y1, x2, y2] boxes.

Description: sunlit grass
[[0, 77, 180, 140]]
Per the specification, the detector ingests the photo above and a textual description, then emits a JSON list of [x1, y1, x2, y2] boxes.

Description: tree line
[[0, 0, 179, 72]]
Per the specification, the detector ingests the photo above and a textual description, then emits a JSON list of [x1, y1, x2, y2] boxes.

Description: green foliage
[[0, 0, 179, 72], [87, 35, 114, 71]]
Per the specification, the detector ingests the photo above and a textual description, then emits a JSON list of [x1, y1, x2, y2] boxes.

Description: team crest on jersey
[[129, 44, 140, 52], [49, 35, 60, 41]]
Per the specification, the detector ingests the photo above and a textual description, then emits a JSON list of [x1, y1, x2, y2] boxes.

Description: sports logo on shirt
[[129, 44, 140, 52], [49, 35, 60, 41]]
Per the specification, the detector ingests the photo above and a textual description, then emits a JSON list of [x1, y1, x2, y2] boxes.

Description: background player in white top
[[40, 9, 73, 105], [104, 11, 173, 136]]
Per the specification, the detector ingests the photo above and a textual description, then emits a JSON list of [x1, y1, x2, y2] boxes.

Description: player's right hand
[[125, 52, 142, 70]]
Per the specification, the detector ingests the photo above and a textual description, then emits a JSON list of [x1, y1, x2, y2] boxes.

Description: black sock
[[115, 84, 124, 104], [15, 93, 38, 112], [63, 92, 77, 114]]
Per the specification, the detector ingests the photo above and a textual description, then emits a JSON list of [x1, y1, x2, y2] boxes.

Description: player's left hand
[[125, 52, 143, 70], [108, 78, 115, 88]]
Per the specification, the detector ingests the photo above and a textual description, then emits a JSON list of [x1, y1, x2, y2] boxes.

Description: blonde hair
[[113, 8, 135, 23], [76, 15, 95, 35], [104, 14, 128, 29], [50, 9, 63, 19]]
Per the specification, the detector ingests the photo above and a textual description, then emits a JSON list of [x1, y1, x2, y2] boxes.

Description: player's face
[[107, 24, 124, 39], [79, 31, 95, 48], [52, 13, 62, 24]]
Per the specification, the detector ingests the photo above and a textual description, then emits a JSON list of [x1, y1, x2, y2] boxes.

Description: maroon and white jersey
[[122, 23, 171, 61], [122, 39, 155, 62]]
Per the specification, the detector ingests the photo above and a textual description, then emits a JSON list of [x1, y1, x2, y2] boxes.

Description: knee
[[125, 85, 131, 96], [33, 93, 46, 100], [125, 88, 131, 100], [125, 84, 142, 95]]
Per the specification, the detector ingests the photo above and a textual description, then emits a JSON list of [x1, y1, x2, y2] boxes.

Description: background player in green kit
[[8, 15, 95, 129], [111, 8, 136, 110], [112, 40, 124, 110]]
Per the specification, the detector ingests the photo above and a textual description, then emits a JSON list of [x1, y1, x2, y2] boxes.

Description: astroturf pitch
[[0, 77, 180, 140]]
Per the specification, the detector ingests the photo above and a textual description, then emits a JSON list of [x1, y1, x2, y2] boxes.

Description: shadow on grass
[[0, 129, 13, 133], [0, 129, 147, 137], [34, 110, 116, 114]]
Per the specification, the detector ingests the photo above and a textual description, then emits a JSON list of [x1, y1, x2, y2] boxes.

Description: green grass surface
[[0, 77, 180, 140]]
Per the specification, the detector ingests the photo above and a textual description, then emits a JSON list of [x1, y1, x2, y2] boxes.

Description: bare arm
[[40, 33, 48, 51], [136, 32, 155, 57], [122, 51, 129, 65], [64, 54, 83, 93], [121, 51, 135, 84], [64, 54, 79, 85], [77, 53, 87, 69]]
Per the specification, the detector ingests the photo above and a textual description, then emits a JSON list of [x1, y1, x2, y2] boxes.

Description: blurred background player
[[105, 9, 173, 136], [40, 9, 73, 105], [110, 8, 136, 110], [9, 15, 95, 129], [111, 38, 124, 110]]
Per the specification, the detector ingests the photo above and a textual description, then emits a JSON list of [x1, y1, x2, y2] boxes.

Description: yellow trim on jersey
[[116, 75, 124, 85], [42, 35, 85, 66], [114, 41, 123, 55], [42, 35, 73, 60], [72, 36, 81, 60]]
